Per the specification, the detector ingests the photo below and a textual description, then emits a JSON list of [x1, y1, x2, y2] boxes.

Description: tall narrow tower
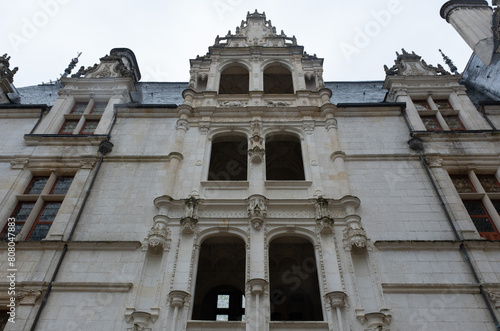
[[440, 0, 495, 65]]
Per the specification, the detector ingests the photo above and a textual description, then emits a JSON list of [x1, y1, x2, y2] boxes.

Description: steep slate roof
[[15, 81, 388, 107]]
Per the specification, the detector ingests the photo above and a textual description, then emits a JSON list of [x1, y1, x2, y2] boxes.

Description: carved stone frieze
[[267, 100, 292, 107], [219, 100, 247, 107]]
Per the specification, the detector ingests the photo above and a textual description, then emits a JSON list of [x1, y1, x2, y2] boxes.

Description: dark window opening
[[305, 76, 316, 91], [269, 237, 323, 321], [192, 236, 246, 321], [463, 200, 500, 240], [264, 66, 293, 94], [208, 136, 248, 181], [219, 66, 249, 94], [266, 135, 304, 180]]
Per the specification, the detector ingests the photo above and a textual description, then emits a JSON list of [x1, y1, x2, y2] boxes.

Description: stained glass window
[[451, 176, 475, 193], [91, 102, 107, 114], [26, 176, 49, 194], [0, 202, 35, 240], [434, 100, 453, 111], [477, 175, 500, 193], [444, 115, 465, 130], [51, 177, 73, 194], [28, 202, 61, 241], [414, 101, 431, 111], [70, 102, 87, 114], [80, 120, 99, 134], [59, 120, 79, 134], [421, 116, 442, 131]]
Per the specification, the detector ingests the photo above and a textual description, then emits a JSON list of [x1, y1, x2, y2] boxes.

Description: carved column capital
[[248, 278, 268, 295], [169, 290, 190, 307], [325, 291, 347, 308]]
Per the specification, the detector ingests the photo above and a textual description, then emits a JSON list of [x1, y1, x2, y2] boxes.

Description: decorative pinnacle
[[61, 52, 82, 79], [439, 49, 459, 74]]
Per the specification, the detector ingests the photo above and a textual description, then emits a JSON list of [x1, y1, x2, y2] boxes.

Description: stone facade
[[0, 5, 499, 331]]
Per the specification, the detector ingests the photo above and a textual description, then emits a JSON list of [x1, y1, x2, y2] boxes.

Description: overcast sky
[[1, 0, 483, 88]]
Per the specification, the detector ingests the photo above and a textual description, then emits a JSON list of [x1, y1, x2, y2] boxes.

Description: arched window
[[192, 236, 246, 321], [208, 135, 248, 181], [263, 65, 293, 94], [269, 236, 323, 321], [265, 134, 305, 180], [219, 65, 249, 94]]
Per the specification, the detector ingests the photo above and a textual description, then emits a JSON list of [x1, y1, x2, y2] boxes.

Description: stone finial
[[0, 54, 18, 83]]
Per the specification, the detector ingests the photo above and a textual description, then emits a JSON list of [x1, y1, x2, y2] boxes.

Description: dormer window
[[413, 97, 465, 131], [58, 99, 108, 135], [219, 66, 249, 94], [264, 65, 293, 94]]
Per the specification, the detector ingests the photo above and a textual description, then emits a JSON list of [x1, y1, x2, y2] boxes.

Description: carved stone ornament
[[208, 10, 298, 49], [384, 49, 450, 76], [267, 100, 292, 107], [425, 155, 443, 168], [248, 195, 267, 230], [0, 54, 19, 83], [249, 119, 265, 163], [169, 290, 190, 307], [125, 310, 156, 331], [219, 100, 247, 107], [147, 215, 170, 255], [488, 290, 500, 308], [357, 310, 392, 331], [75, 49, 137, 80], [343, 225, 368, 251], [180, 197, 199, 235], [325, 291, 347, 308], [18, 289, 42, 305], [315, 197, 334, 234]]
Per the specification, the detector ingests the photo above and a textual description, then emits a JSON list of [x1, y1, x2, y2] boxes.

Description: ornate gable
[[384, 49, 450, 76], [213, 10, 297, 48]]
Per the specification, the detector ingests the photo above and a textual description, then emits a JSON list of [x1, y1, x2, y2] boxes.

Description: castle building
[[0, 2, 499, 331]]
